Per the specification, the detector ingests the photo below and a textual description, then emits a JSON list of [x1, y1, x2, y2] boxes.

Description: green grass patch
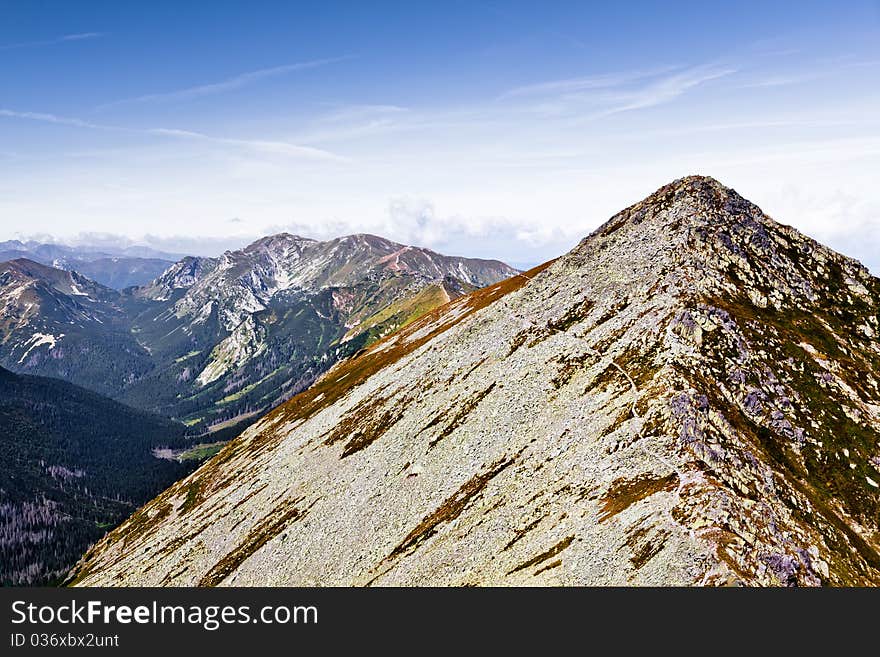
[[176, 442, 227, 462], [217, 382, 261, 405], [174, 350, 201, 363]]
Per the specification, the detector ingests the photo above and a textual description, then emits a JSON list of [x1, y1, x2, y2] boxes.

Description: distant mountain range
[[0, 240, 182, 289], [0, 365, 193, 586], [69, 177, 880, 587], [0, 234, 516, 435]]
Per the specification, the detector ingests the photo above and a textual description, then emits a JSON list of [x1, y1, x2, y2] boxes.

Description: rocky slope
[[70, 176, 880, 587], [0, 235, 514, 584]]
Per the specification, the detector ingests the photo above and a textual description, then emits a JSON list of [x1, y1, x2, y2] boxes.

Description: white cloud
[[99, 57, 352, 108], [499, 67, 675, 99], [60, 33, 104, 42], [294, 105, 411, 145], [596, 66, 737, 116], [0, 32, 104, 50], [147, 128, 349, 162], [316, 104, 409, 122], [0, 109, 347, 162], [0, 109, 107, 130], [740, 74, 817, 88], [753, 184, 880, 273], [499, 64, 737, 120]]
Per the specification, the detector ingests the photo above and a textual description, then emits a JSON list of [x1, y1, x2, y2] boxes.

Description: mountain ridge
[[0, 240, 178, 289], [69, 175, 880, 586], [0, 258, 154, 397]]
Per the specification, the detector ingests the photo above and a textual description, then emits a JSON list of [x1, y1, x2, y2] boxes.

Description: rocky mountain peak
[[136, 255, 217, 301], [1, 257, 118, 301], [338, 233, 398, 249], [68, 177, 880, 587], [567, 174, 874, 317], [144, 232, 517, 330], [243, 232, 317, 254], [579, 174, 769, 257]]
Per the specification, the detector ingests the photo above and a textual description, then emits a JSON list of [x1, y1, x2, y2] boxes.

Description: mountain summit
[[136, 232, 517, 332], [71, 177, 880, 586]]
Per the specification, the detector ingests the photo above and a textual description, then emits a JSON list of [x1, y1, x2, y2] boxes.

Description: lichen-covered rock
[[70, 176, 880, 587]]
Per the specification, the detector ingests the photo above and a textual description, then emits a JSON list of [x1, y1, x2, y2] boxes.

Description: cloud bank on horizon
[[0, 1, 878, 271]]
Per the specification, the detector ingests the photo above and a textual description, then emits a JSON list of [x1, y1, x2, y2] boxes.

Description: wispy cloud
[[0, 109, 108, 129], [499, 67, 675, 99], [294, 104, 411, 144], [60, 33, 104, 42], [147, 128, 348, 162], [740, 74, 816, 88], [317, 104, 409, 123], [99, 56, 352, 108], [502, 65, 737, 119], [739, 57, 879, 89], [600, 66, 736, 115], [0, 108, 347, 162], [0, 32, 104, 51], [619, 117, 863, 139]]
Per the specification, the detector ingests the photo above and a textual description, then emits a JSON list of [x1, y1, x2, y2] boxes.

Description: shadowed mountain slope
[[0, 366, 192, 586]]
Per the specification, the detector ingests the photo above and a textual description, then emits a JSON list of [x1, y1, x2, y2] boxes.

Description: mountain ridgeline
[[0, 259, 154, 398], [0, 234, 517, 434], [0, 366, 193, 586], [0, 239, 177, 289], [69, 176, 880, 587]]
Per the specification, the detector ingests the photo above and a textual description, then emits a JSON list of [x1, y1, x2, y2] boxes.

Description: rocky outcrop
[[70, 177, 880, 586]]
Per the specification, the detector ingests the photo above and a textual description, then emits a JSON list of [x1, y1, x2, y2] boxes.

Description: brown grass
[[507, 536, 574, 575], [598, 473, 678, 523], [389, 456, 516, 558], [198, 500, 306, 587]]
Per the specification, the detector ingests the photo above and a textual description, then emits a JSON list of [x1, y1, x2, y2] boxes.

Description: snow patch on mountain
[[69, 283, 89, 297], [18, 332, 63, 363]]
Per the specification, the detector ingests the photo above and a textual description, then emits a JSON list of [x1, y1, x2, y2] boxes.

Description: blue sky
[[1, 1, 878, 269]]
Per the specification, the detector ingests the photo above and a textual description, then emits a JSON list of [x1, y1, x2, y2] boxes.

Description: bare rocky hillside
[[70, 176, 880, 586]]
